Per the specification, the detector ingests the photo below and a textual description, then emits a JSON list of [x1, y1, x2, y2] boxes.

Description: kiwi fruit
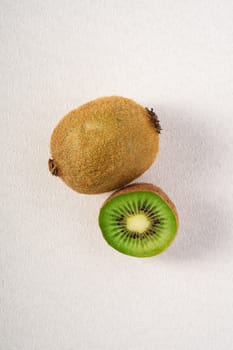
[[48, 96, 161, 194], [99, 183, 178, 257]]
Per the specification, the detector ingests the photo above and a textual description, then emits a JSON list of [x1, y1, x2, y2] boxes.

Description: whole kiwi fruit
[[99, 183, 179, 257], [49, 96, 161, 194]]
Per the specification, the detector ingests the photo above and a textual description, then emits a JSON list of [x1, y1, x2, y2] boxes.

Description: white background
[[1, 1, 233, 349]]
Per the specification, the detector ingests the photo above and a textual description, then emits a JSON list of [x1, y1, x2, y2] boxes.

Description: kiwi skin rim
[[99, 183, 179, 258]]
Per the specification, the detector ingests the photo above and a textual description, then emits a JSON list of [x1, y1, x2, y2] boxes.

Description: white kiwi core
[[126, 214, 151, 234]]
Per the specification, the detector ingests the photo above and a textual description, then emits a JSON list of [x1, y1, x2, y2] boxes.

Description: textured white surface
[[1, 1, 233, 349]]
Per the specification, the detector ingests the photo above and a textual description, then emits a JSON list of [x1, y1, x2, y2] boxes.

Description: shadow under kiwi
[[140, 104, 230, 262]]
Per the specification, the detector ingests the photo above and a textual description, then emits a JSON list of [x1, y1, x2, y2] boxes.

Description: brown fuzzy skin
[[49, 96, 160, 194], [103, 183, 179, 228]]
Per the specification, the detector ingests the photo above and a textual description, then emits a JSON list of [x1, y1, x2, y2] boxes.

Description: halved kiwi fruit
[[48, 96, 161, 194], [99, 183, 179, 257]]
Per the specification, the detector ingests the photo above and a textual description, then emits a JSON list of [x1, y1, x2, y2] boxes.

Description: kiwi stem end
[[145, 107, 162, 134], [48, 159, 59, 176]]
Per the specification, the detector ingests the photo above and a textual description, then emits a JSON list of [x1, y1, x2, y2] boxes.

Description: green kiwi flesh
[[99, 185, 178, 257]]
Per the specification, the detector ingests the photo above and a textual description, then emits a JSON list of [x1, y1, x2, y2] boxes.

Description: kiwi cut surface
[[49, 96, 160, 194], [99, 183, 178, 257]]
